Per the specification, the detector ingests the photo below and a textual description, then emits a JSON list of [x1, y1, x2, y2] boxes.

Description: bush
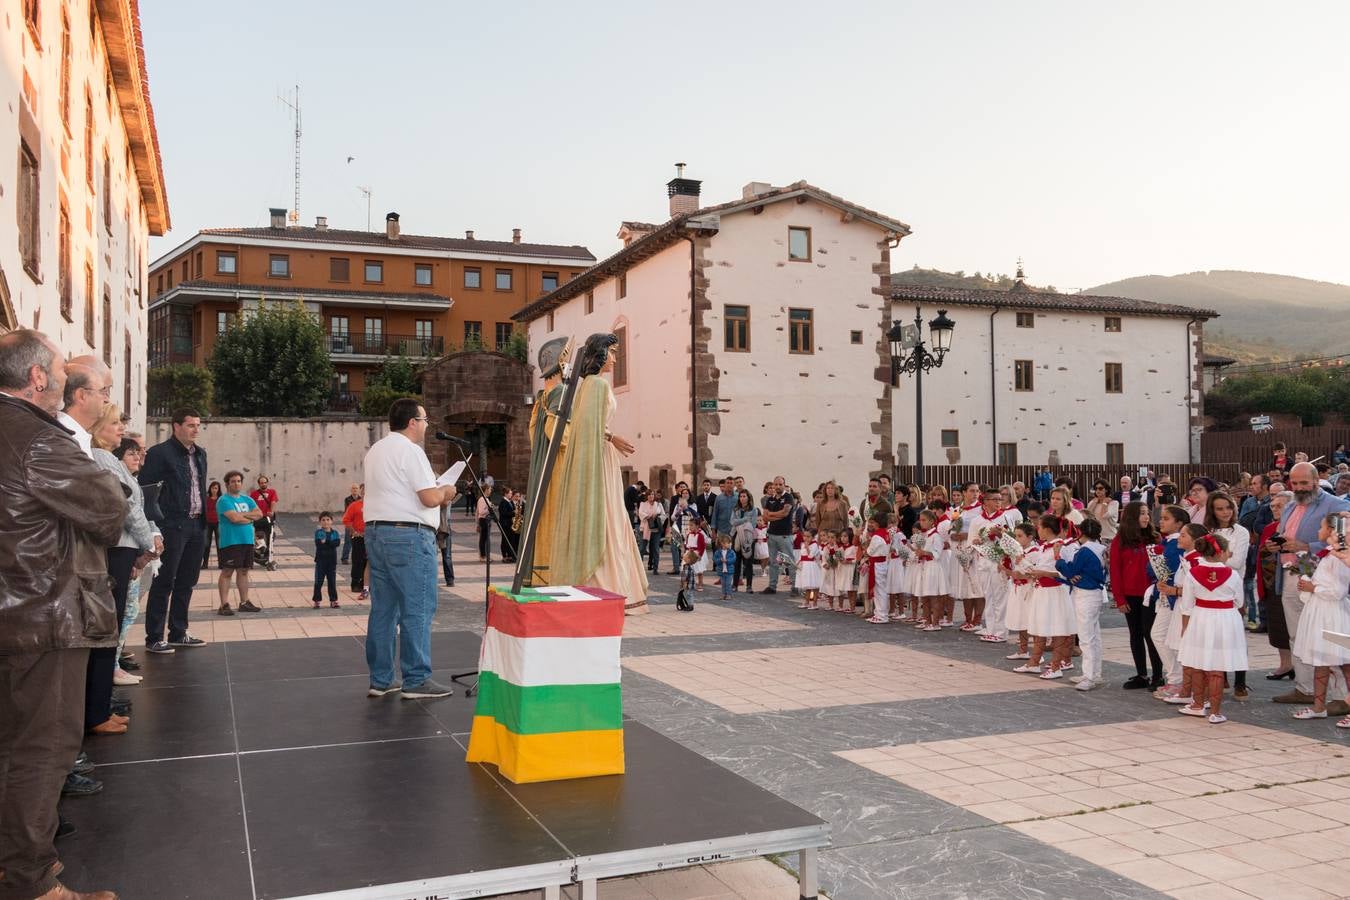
[[503, 330, 529, 363], [208, 302, 334, 416], [147, 364, 213, 416], [360, 384, 405, 418], [359, 354, 422, 417]]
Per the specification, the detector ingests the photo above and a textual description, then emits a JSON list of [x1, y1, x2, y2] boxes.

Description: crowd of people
[[621, 460, 1350, 725]]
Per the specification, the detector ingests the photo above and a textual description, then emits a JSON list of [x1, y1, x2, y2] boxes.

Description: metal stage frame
[[60, 633, 828, 899]]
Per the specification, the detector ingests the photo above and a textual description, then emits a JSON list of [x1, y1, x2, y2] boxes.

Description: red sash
[[1194, 598, 1234, 609], [1035, 576, 1061, 588]]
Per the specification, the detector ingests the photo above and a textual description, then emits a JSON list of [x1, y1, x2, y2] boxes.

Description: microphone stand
[[444, 439, 514, 697]]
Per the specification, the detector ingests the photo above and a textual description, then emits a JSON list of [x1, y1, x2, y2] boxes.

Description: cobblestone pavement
[[227, 515, 1350, 899]]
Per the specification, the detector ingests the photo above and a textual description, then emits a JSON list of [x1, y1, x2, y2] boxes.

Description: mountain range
[[891, 268, 1350, 364]]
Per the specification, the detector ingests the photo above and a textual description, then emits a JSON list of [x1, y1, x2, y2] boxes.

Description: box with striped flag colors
[[465, 584, 626, 783]]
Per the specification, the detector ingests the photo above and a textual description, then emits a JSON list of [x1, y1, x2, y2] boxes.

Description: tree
[[360, 354, 421, 418], [147, 364, 212, 416], [503, 330, 529, 364], [209, 302, 334, 416]]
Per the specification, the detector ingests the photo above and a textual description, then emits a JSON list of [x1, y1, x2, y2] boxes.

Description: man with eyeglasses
[[362, 399, 457, 699], [54, 363, 107, 459], [139, 407, 210, 653]]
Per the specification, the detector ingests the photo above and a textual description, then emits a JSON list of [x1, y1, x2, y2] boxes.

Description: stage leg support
[[543, 884, 561, 900], [799, 847, 819, 899], [581, 877, 598, 900]]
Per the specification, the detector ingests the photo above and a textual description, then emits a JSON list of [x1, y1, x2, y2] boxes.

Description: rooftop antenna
[[357, 185, 373, 232], [278, 85, 302, 224]]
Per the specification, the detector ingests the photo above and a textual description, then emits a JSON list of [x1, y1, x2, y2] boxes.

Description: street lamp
[[887, 306, 956, 484]]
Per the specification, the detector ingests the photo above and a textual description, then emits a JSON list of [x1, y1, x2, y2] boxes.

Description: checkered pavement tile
[[1101, 626, 1281, 671], [836, 718, 1350, 898], [623, 642, 1061, 713]]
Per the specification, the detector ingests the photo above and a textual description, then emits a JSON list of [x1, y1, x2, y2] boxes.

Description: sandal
[[1006, 651, 1031, 660], [865, 616, 889, 624], [1337, 716, 1350, 729], [1293, 708, 1328, 719], [1178, 705, 1207, 717], [329, 601, 341, 609]]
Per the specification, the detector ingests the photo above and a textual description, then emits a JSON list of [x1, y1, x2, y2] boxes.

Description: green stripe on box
[[475, 672, 623, 735]]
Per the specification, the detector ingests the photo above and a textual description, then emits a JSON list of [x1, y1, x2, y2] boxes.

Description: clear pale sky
[[142, 1, 1350, 292]]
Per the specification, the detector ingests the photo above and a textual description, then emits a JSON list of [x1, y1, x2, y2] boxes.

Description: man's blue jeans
[[365, 523, 438, 690]]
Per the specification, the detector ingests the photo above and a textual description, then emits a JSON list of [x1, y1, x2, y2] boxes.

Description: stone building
[[0, 0, 170, 423]]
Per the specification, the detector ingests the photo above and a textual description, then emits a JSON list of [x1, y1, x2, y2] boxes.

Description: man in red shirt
[[342, 485, 367, 599], [250, 475, 280, 561]]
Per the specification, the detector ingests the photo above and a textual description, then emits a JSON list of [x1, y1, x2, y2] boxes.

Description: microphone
[[434, 431, 474, 449]]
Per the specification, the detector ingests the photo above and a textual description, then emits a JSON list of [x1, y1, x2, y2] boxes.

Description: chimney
[[385, 212, 400, 241], [667, 163, 702, 216], [315, 216, 328, 230], [512, 228, 521, 244], [741, 182, 774, 200], [269, 207, 287, 229], [465, 230, 474, 240]]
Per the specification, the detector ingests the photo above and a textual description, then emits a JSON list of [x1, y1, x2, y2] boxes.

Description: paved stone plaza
[[238, 515, 1350, 898]]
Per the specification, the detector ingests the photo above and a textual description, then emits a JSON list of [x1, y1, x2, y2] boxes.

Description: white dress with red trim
[[948, 504, 983, 600], [1176, 559, 1248, 671], [1293, 552, 1350, 667], [838, 545, 858, 595], [795, 540, 824, 591], [1028, 542, 1076, 638], [1005, 547, 1035, 632], [910, 528, 948, 597], [685, 531, 707, 575], [1165, 551, 1201, 653], [887, 531, 909, 594]]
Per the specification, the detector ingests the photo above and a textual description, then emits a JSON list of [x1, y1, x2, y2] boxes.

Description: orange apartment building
[[146, 209, 594, 409]]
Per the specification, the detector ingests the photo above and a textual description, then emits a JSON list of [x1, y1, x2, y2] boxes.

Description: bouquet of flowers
[[978, 531, 1021, 567], [955, 544, 977, 571], [1145, 544, 1173, 584], [824, 548, 843, 569], [847, 506, 863, 531], [910, 531, 928, 553], [1282, 550, 1319, 579], [892, 542, 914, 564]]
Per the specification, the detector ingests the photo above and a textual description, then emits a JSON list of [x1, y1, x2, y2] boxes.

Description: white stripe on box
[[480, 628, 622, 687]]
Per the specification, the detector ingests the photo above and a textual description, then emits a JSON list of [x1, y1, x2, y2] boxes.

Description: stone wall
[[147, 418, 388, 513], [421, 350, 534, 491]]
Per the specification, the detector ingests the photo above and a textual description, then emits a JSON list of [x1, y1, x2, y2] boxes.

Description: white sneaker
[[1005, 651, 1031, 660], [1068, 675, 1086, 684], [1075, 679, 1097, 692], [1040, 668, 1064, 680], [113, 667, 142, 685], [1012, 663, 1041, 674]]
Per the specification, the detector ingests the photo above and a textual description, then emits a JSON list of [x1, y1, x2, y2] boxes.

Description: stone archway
[[420, 350, 533, 492]]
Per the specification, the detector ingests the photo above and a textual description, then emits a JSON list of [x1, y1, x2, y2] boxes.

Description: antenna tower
[[357, 185, 373, 232], [278, 85, 302, 224]]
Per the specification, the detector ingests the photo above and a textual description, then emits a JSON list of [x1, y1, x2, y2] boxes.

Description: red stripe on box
[[486, 593, 625, 639]]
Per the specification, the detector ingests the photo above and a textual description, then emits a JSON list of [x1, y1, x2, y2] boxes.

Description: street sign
[[698, 399, 719, 412], [1250, 415, 1272, 433]]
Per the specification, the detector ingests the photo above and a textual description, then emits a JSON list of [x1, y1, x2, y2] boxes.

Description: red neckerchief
[[1317, 548, 1331, 559], [961, 501, 980, 512], [1183, 550, 1202, 562], [978, 506, 1010, 521], [925, 526, 940, 538], [1188, 559, 1234, 589]]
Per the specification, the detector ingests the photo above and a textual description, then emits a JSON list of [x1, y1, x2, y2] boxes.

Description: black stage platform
[[60, 633, 828, 899]]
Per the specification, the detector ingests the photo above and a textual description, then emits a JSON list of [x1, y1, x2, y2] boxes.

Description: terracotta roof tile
[[889, 285, 1218, 320]]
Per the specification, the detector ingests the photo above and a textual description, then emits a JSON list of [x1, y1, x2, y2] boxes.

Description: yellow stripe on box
[[465, 716, 625, 783]]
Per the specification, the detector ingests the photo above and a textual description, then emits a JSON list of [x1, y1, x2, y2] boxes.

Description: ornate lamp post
[[887, 306, 956, 484]]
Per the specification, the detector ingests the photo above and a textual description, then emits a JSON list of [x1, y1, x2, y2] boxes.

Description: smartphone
[[1271, 535, 1287, 545], [1336, 517, 1346, 547]]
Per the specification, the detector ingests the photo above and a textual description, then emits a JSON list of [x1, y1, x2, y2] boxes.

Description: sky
[[141, 1, 1350, 292]]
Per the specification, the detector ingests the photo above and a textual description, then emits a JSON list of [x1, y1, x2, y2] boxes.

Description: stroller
[[253, 516, 279, 571]]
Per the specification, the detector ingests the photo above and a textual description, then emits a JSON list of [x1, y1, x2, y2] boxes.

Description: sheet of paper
[[437, 460, 467, 487]]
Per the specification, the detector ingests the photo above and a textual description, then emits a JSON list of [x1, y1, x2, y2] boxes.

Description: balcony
[[328, 333, 444, 358], [328, 391, 363, 413]]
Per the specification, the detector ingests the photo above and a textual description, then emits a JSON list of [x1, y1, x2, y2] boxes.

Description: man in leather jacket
[[0, 329, 126, 900]]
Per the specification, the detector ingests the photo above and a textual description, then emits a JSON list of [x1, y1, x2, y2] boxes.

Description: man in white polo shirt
[[363, 397, 457, 699]]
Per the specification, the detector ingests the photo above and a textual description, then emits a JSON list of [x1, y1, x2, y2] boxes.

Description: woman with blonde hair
[[90, 403, 127, 452]]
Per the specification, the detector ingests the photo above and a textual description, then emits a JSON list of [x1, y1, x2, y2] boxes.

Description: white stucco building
[[0, 0, 169, 424], [514, 175, 1215, 491]]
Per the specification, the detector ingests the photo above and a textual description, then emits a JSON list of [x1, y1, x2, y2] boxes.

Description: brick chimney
[[269, 207, 286, 229], [315, 216, 328, 230], [465, 230, 474, 240], [667, 163, 702, 216], [386, 212, 400, 241], [512, 228, 521, 244]]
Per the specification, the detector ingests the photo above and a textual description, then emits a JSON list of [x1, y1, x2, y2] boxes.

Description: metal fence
[[892, 462, 1244, 495]]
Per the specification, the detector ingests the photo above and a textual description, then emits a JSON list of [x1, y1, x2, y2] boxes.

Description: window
[[495, 322, 513, 350], [998, 442, 1018, 466], [84, 91, 93, 185], [1105, 362, 1123, 393], [613, 325, 628, 388], [941, 429, 960, 448], [102, 288, 111, 364], [1015, 312, 1034, 328], [58, 203, 72, 320], [18, 140, 40, 279], [617, 272, 627, 299], [495, 269, 512, 291], [364, 260, 383, 283], [788, 226, 811, 261], [217, 310, 233, 335], [541, 272, 558, 292], [1105, 316, 1122, 333], [464, 321, 482, 347], [193, 251, 203, 279], [156, 274, 163, 295], [166, 269, 173, 289], [123, 332, 132, 412], [788, 308, 813, 354], [1106, 443, 1125, 466], [59, 13, 71, 130], [269, 254, 290, 277], [364, 317, 383, 340], [464, 267, 481, 289], [414, 263, 432, 286], [102, 148, 111, 230], [585, 291, 594, 315], [216, 251, 237, 274], [1014, 359, 1034, 391], [83, 262, 94, 344], [330, 315, 349, 336], [850, 330, 863, 344], [329, 257, 349, 281], [415, 319, 433, 341], [724, 305, 749, 352]]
